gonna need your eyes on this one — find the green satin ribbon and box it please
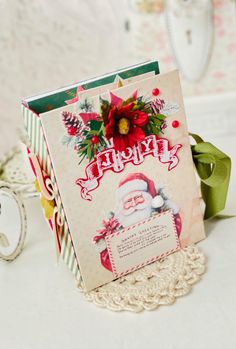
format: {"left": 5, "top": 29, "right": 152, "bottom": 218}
{"left": 190, "top": 133, "right": 231, "bottom": 220}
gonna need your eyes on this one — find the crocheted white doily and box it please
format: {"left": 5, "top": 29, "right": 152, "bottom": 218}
{"left": 0, "top": 144, "right": 36, "bottom": 198}
{"left": 78, "top": 245, "right": 206, "bottom": 312}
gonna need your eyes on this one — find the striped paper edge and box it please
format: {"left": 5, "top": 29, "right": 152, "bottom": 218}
{"left": 22, "top": 104, "right": 80, "bottom": 280}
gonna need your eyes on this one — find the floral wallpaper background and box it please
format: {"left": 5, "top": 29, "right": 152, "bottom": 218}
{"left": 125, "top": 0, "right": 236, "bottom": 95}
{"left": 0, "top": 0, "right": 235, "bottom": 156}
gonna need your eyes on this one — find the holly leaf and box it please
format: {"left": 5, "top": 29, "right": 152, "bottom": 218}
{"left": 155, "top": 113, "right": 166, "bottom": 120}
{"left": 153, "top": 119, "right": 162, "bottom": 126}
{"left": 88, "top": 120, "right": 103, "bottom": 131}
{"left": 87, "top": 145, "right": 93, "bottom": 161}
{"left": 132, "top": 101, "right": 146, "bottom": 110}
{"left": 100, "top": 98, "right": 111, "bottom": 126}
{"left": 122, "top": 96, "right": 136, "bottom": 106}
{"left": 89, "top": 130, "right": 99, "bottom": 135}
{"left": 149, "top": 123, "right": 158, "bottom": 135}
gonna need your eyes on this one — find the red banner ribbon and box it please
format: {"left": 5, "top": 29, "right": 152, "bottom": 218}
{"left": 76, "top": 135, "right": 182, "bottom": 201}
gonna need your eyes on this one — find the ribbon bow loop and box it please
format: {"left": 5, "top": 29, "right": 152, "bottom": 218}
{"left": 190, "top": 133, "right": 231, "bottom": 220}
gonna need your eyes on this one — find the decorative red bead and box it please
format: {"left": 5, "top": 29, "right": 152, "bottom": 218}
{"left": 152, "top": 88, "right": 160, "bottom": 96}
{"left": 68, "top": 127, "right": 76, "bottom": 136}
{"left": 91, "top": 135, "right": 99, "bottom": 144}
{"left": 172, "top": 120, "right": 180, "bottom": 128}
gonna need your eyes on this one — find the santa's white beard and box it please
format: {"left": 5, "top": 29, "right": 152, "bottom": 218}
{"left": 115, "top": 192, "right": 153, "bottom": 228}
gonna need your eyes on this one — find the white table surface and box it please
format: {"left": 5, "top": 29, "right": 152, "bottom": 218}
{"left": 0, "top": 134, "right": 236, "bottom": 349}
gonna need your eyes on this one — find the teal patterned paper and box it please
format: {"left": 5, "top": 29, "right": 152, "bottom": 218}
{"left": 25, "top": 61, "right": 159, "bottom": 114}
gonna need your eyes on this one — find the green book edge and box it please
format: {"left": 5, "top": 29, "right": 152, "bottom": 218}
{"left": 25, "top": 61, "right": 159, "bottom": 114}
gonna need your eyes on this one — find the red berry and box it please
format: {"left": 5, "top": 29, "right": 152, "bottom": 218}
{"left": 172, "top": 120, "right": 180, "bottom": 128}
{"left": 91, "top": 135, "right": 99, "bottom": 144}
{"left": 68, "top": 127, "right": 76, "bottom": 136}
{"left": 152, "top": 88, "right": 160, "bottom": 96}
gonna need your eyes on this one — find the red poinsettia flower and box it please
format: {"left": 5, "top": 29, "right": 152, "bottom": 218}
{"left": 93, "top": 217, "right": 120, "bottom": 243}
{"left": 105, "top": 102, "right": 149, "bottom": 151}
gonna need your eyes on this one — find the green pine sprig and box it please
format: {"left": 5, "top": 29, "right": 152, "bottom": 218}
{"left": 145, "top": 113, "right": 166, "bottom": 136}
{"left": 77, "top": 119, "right": 108, "bottom": 162}
{"left": 75, "top": 95, "right": 167, "bottom": 163}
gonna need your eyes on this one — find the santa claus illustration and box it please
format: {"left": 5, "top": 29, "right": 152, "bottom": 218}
{"left": 94, "top": 173, "right": 182, "bottom": 272}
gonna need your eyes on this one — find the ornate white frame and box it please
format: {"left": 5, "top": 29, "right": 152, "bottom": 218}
{"left": 0, "top": 181, "right": 27, "bottom": 261}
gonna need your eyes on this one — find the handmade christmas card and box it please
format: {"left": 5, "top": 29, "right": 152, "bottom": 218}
{"left": 22, "top": 61, "right": 205, "bottom": 291}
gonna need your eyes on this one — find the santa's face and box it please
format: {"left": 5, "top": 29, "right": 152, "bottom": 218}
{"left": 115, "top": 190, "right": 152, "bottom": 228}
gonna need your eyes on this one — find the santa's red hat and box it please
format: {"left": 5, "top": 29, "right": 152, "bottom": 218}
{"left": 116, "top": 173, "right": 163, "bottom": 209}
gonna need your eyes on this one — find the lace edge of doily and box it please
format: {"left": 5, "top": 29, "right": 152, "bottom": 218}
{"left": 77, "top": 246, "right": 206, "bottom": 312}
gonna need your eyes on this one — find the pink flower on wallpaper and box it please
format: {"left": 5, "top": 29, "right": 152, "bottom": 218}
{"left": 218, "top": 29, "right": 226, "bottom": 37}
{"left": 162, "top": 55, "right": 173, "bottom": 65}
{"left": 228, "top": 43, "right": 236, "bottom": 54}
{"left": 215, "top": 87, "right": 225, "bottom": 93}
{"left": 213, "top": 0, "right": 224, "bottom": 8}
{"left": 213, "top": 72, "right": 225, "bottom": 79}
{"left": 213, "top": 15, "right": 223, "bottom": 28}
{"left": 156, "top": 31, "right": 166, "bottom": 49}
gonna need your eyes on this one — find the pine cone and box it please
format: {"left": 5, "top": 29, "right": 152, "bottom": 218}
{"left": 62, "top": 111, "right": 82, "bottom": 135}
